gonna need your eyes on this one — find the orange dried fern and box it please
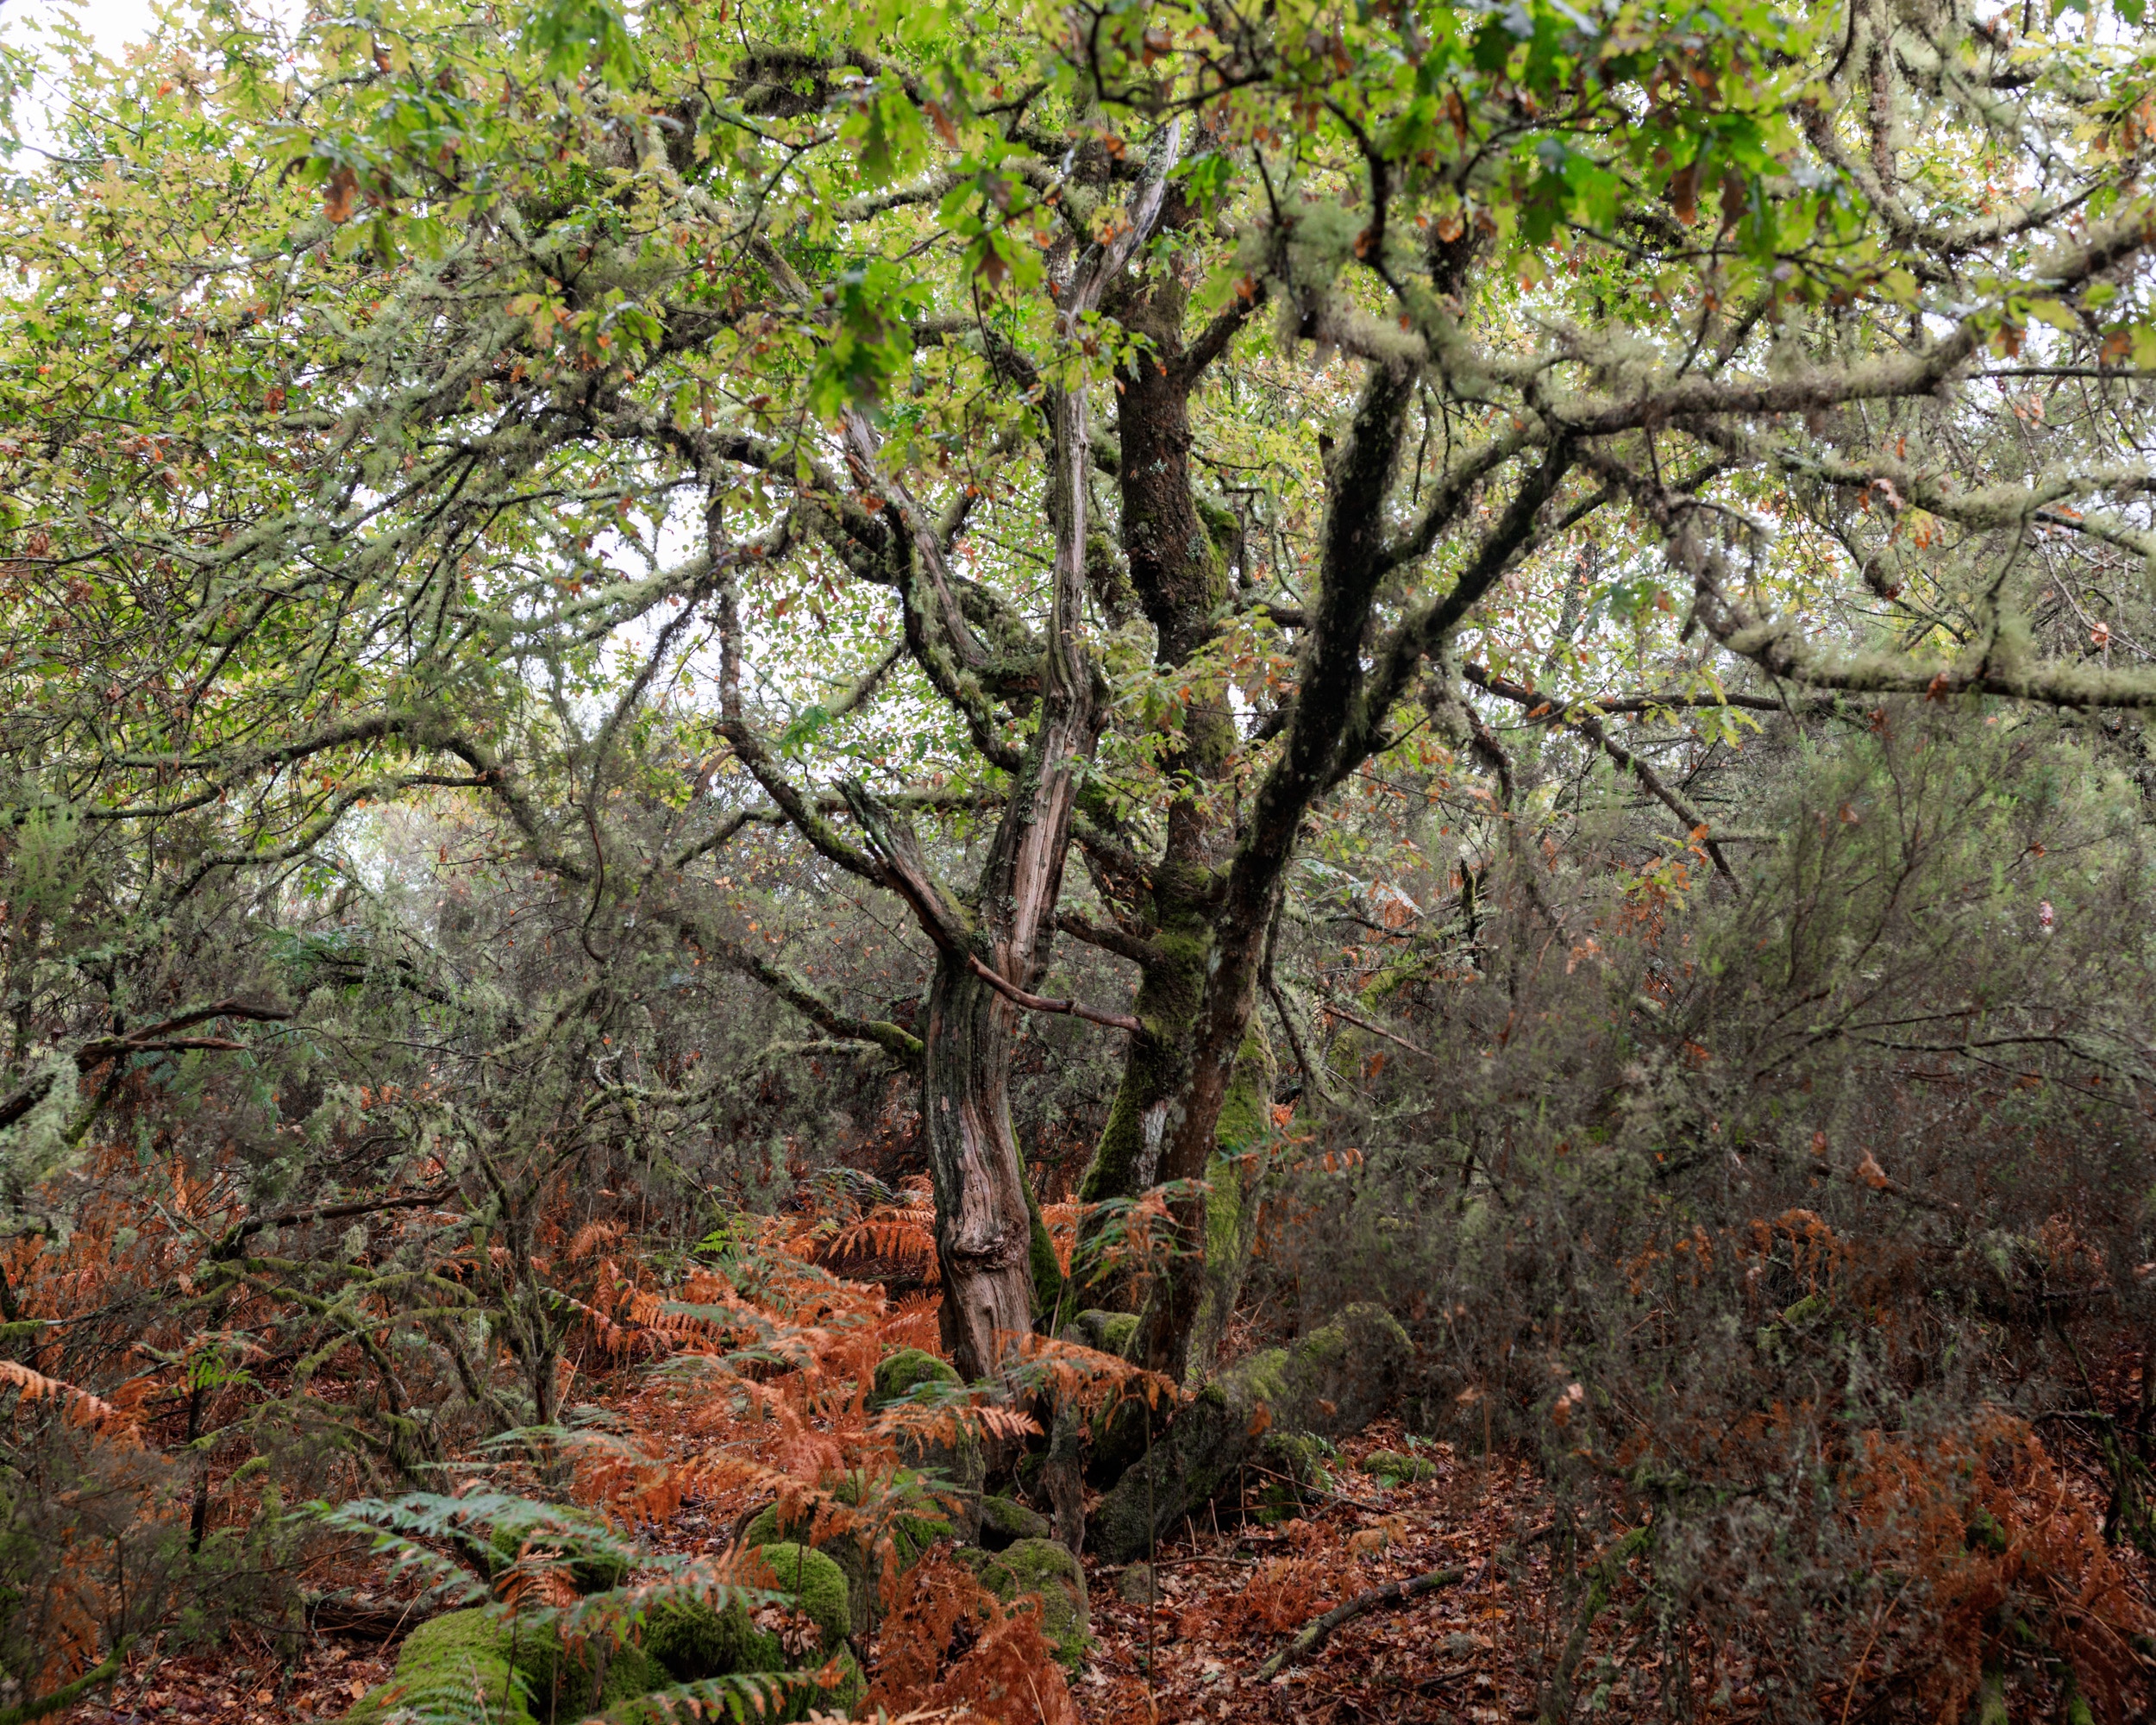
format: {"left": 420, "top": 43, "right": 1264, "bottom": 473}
{"left": 0, "top": 1358, "right": 138, "bottom": 1440}
{"left": 862, "top": 1549, "right": 1077, "bottom": 1725}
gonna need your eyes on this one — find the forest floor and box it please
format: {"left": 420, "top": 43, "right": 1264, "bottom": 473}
{"left": 45, "top": 1413, "right": 2140, "bottom": 1725}
{"left": 43, "top": 1415, "right": 1630, "bottom": 1725}
{"left": 44, "top": 1291, "right": 2141, "bottom": 1725}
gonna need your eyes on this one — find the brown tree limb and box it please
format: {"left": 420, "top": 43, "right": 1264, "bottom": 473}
{"left": 72, "top": 999, "right": 292, "bottom": 1069}
{"left": 655, "top": 910, "right": 926, "bottom": 1068}
{"left": 210, "top": 1184, "right": 461, "bottom": 1263}
{"left": 963, "top": 952, "right": 1142, "bottom": 1034}
{"left": 1255, "top": 1566, "right": 1464, "bottom": 1681}
{"left": 1463, "top": 663, "right": 1739, "bottom": 886}
{"left": 1316, "top": 1000, "right": 1437, "bottom": 1063}
{"left": 1053, "top": 909, "right": 1164, "bottom": 969}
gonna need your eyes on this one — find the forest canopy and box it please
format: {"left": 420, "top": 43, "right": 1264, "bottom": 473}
{"left": 6, "top": 0, "right": 2156, "bottom": 1720}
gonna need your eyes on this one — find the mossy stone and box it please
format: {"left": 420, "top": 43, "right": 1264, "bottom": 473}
{"left": 1263, "top": 1431, "right": 1337, "bottom": 1485}
{"left": 870, "top": 1348, "right": 983, "bottom": 1542}
{"left": 347, "top": 1603, "right": 670, "bottom": 1722}
{"left": 343, "top": 1608, "right": 540, "bottom": 1723}
{"left": 816, "top": 1646, "right": 867, "bottom": 1715}
{"left": 1361, "top": 1448, "right": 1438, "bottom": 1486}
{"left": 1254, "top": 1432, "right": 1338, "bottom": 1521}
{"left": 739, "top": 1501, "right": 786, "bottom": 1551}
{"left": 741, "top": 1473, "right": 951, "bottom": 1629}
{"left": 962, "top": 1536, "right": 1090, "bottom": 1670}
{"left": 976, "top": 1493, "right": 1052, "bottom": 1549}
{"left": 611, "top": 1662, "right": 839, "bottom": 1725}
{"left": 872, "top": 1347, "right": 961, "bottom": 1407}
{"left": 1093, "top": 1302, "right": 1412, "bottom": 1562}
{"left": 642, "top": 1593, "right": 765, "bottom": 1682}
{"left": 550, "top": 1637, "right": 665, "bottom": 1714}
{"left": 1069, "top": 1308, "right": 1140, "bottom": 1358}
{"left": 487, "top": 1512, "right": 631, "bottom": 1595}
{"left": 746, "top": 1541, "right": 852, "bottom": 1648}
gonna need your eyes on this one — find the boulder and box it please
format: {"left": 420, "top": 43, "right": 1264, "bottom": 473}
{"left": 1067, "top": 1309, "right": 1139, "bottom": 1358}
{"left": 1091, "top": 1303, "right": 1411, "bottom": 1562}
{"left": 350, "top": 1543, "right": 857, "bottom": 1724}
{"left": 1361, "top": 1448, "right": 1438, "bottom": 1487}
{"left": 343, "top": 1606, "right": 656, "bottom": 1723}
{"left": 744, "top": 1542, "right": 852, "bottom": 1649}
{"left": 627, "top": 1545, "right": 856, "bottom": 1724}
{"left": 741, "top": 1470, "right": 951, "bottom": 1629}
{"left": 870, "top": 1346, "right": 983, "bottom": 1542}
{"left": 343, "top": 1609, "right": 536, "bottom": 1724}
{"left": 642, "top": 1592, "right": 775, "bottom": 1684}
{"left": 959, "top": 1536, "right": 1091, "bottom": 1669}
{"left": 976, "top": 1492, "right": 1053, "bottom": 1550}
{"left": 1251, "top": 1432, "right": 1341, "bottom": 1521}
{"left": 872, "top": 1347, "right": 962, "bottom": 1403}
{"left": 486, "top": 1509, "right": 632, "bottom": 1596}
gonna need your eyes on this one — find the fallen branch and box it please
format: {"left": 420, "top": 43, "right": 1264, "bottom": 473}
{"left": 210, "top": 1184, "right": 461, "bottom": 1262}
{"left": 1255, "top": 1565, "right": 1464, "bottom": 1680}
{"left": 303, "top": 1590, "right": 428, "bottom": 1641}
{"left": 73, "top": 998, "right": 293, "bottom": 1069}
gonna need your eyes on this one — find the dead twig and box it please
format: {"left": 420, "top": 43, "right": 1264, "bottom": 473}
{"left": 1255, "top": 1565, "right": 1465, "bottom": 1680}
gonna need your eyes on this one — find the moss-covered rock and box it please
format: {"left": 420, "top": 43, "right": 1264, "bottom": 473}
{"left": 1055, "top": 1310, "right": 1156, "bottom": 1488}
{"left": 818, "top": 1645, "right": 867, "bottom": 1715}
{"left": 741, "top": 1472, "right": 952, "bottom": 1630}
{"left": 548, "top": 1637, "right": 666, "bottom": 1716}
{"left": 344, "top": 1609, "right": 537, "bottom": 1724}
{"left": 870, "top": 1347, "right": 984, "bottom": 1543}
{"left": 1252, "top": 1432, "right": 1339, "bottom": 1521}
{"left": 344, "top": 1608, "right": 671, "bottom": 1723}
{"left": 976, "top": 1492, "right": 1052, "bottom": 1550}
{"left": 626, "top": 1553, "right": 856, "bottom": 1722}
{"left": 611, "top": 1655, "right": 854, "bottom": 1725}
{"left": 642, "top": 1593, "right": 768, "bottom": 1683}
{"left": 739, "top": 1500, "right": 786, "bottom": 1552}
{"left": 872, "top": 1347, "right": 961, "bottom": 1406}
{"left": 1361, "top": 1448, "right": 1438, "bottom": 1486}
{"left": 745, "top": 1542, "right": 852, "bottom": 1649}
{"left": 1092, "top": 1302, "right": 1412, "bottom": 1562}
{"left": 1263, "top": 1431, "right": 1338, "bottom": 1486}
{"left": 1069, "top": 1309, "right": 1140, "bottom": 1358}
{"left": 486, "top": 1510, "right": 632, "bottom": 1596}
{"left": 961, "top": 1536, "right": 1091, "bottom": 1669}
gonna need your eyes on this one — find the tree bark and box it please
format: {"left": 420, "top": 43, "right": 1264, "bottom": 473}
{"left": 1075, "top": 188, "right": 1254, "bottom": 1300}
{"left": 707, "top": 128, "right": 1183, "bottom": 1384}
{"left": 890, "top": 130, "right": 1183, "bottom": 1380}
{"left": 1131, "top": 361, "right": 1425, "bottom": 1381}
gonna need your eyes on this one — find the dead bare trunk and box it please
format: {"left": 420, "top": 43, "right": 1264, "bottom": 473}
{"left": 918, "top": 673, "right": 1100, "bottom": 1379}
{"left": 892, "top": 134, "right": 1183, "bottom": 1380}
{"left": 923, "top": 954, "right": 1043, "bottom": 1376}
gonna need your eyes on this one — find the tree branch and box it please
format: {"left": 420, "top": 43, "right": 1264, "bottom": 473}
{"left": 963, "top": 951, "right": 1142, "bottom": 1034}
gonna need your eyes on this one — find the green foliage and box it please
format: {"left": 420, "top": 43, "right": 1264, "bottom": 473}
{"left": 1279, "top": 701, "right": 2156, "bottom": 1716}
{"left": 6, "top": 0, "right": 2156, "bottom": 1709}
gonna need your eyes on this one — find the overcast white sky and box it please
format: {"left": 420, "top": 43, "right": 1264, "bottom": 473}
{"left": 9, "top": 0, "right": 162, "bottom": 55}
